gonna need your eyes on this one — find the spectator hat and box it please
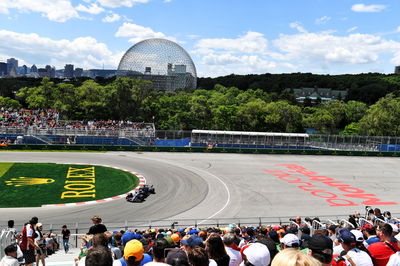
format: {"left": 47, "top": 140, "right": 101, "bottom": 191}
{"left": 350, "top": 230, "right": 364, "bottom": 242}
{"left": 280, "top": 233, "right": 300, "bottom": 247}
{"left": 122, "top": 232, "right": 136, "bottom": 246}
{"left": 166, "top": 249, "right": 189, "bottom": 265}
{"left": 243, "top": 243, "right": 271, "bottom": 266}
{"left": 308, "top": 235, "right": 333, "bottom": 255}
{"left": 338, "top": 229, "right": 356, "bottom": 244}
{"left": 124, "top": 240, "right": 144, "bottom": 261}
{"left": 361, "top": 223, "right": 373, "bottom": 231}
{"left": 171, "top": 233, "right": 180, "bottom": 243}
{"left": 180, "top": 235, "right": 205, "bottom": 248}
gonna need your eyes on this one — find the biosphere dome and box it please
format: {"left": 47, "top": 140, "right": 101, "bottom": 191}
{"left": 117, "top": 38, "right": 197, "bottom": 92}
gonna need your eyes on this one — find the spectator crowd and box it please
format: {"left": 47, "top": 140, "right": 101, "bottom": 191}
{"left": 0, "top": 108, "right": 154, "bottom": 132}
{"left": 1, "top": 208, "right": 400, "bottom": 266}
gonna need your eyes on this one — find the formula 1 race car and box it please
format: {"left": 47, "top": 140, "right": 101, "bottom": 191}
{"left": 126, "top": 185, "right": 155, "bottom": 203}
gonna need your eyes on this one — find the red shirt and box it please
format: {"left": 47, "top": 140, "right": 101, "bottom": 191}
{"left": 367, "top": 241, "right": 399, "bottom": 266}
{"left": 20, "top": 224, "right": 34, "bottom": 250}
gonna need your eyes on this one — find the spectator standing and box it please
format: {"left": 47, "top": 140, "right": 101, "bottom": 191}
{"left": 205, "top": 233, "right": 230, "bottom": 266}
{"left": 368, "top": 223, "right": 400, "bottom": 266}
{"left": 61, "top": 225, "right": 71, "bottom": 254}
{"left": 146, "top": 238, "right": 169, "bottom": 266}
{"left": 20, "top": 217, "right": 40, "bottom": 266}
{"left": 271, "top": 248, "right": 319, "bottom": 266}
{"left": 307, "top": 234, "right": 333, "bottom": 266}
{"left": 88, "top": 216, "right": 107, "bottom": 235}
{"left": 241, "top": 243, "right": 271, "bottom": 266}
{"left": 35, "top": 223, "right": 46, "bottom": 266}
{"left": 279, "top": 233, "right": 300, "bottom": 250}
{"left": 387, "top": 233, "right": 400, "bottom": 266}
{"left": 336, "top": 229, "right": 372, "bottom": 266}
{"left": 0, "top": 244, "right": 19, "bottom": 266}
{"left": 361, "top": 224, "right": 379, "bottom": 248}
{"left": 119, "top": 240, "right": 144, "bottom": 266}
{"left": 223, "top": 234, "right": 242, "bottom": 266}
{"left": 85, "top": 247, "right": 113, "bottom": 266}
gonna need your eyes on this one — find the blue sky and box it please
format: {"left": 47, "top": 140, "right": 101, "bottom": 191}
{"left": 0, "top": 0, "right": 400, "bottom": 77}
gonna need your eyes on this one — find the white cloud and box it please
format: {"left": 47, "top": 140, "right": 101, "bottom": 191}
{"left": 289, "top": 22, "right": 307, "bottom": 33}
{"left": 75, "top": 3, "right": 104, "bottom": 14}
{"left": 115, "top": 22, "right": 176, "bottom": 43}
{"left": 194, "top": 31, "right": 268, "bottom": 54}
{"left": 315, "top": 16, "right": 331, "bottom": 25}
{"left": 274, "top": 32, "right": 400, "bottom": 66}
{"left": 0, "top": 30, "right": 119, "bottom": 69}
{"left": 397, "top": 26, "right": 400, "bottom": 32}
{"left": 164, "top": 0, "right": 172, "bottom": 2}
{"left": 0, "top": 0, "right": 79, "bottom": 22}
{"left": 97, "top": 0, "right": 150, "bottom": 8}
{"left": 351, "top": 4, "right": 386, "bottom": 13}
{"left": 347, "top": 26, "right": 358, "bottom": 33}
{"left": 102, "top": 13, "right": 120, "bottom": 23}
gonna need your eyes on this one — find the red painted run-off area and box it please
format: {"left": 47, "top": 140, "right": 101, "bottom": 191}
{"left": 262, "top": 164, "right": 397, "bottom": 207}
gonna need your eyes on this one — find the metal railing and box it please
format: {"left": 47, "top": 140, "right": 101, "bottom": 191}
{"left": 1, "top": 127, "right": 400, "bottom": 152}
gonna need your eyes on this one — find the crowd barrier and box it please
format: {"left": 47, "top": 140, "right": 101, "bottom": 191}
{"left": 1, "top": 144, "right": 400, "bottom": 157}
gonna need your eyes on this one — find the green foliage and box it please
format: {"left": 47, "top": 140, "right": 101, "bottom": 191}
{"left": 264, "top": 101, "right": 302, "bottom": 132}
{"left": 340, "top": 123, "right": 361, "bottom": 135}
{"left": 0, "top": 96, "right": 21, "bottom": 109}
{"left": 358, "top": 94, "right": 400, "bottom": 136}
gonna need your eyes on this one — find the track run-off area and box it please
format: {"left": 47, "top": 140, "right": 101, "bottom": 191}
{"left": 0, "top": 152, "right": 398, "bottom": 226}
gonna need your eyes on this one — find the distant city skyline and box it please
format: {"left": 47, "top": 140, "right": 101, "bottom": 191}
{"left": 0, "top": 0, "right": 400, "bottom": 77}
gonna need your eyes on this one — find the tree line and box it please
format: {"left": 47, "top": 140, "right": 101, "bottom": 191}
{"left": 0, "top": 76, "right": 400, "bottom": 136}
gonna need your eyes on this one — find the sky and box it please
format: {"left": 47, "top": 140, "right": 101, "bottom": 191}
{"left": 1, "top": 0, "right": 400, "bottom": 77}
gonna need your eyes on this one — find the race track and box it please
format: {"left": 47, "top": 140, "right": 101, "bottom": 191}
{"left": 0, "top": 152, "right": 399, "bottom": 228}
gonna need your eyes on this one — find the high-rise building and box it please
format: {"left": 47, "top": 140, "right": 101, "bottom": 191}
{"left": 74, "top": 68, "right": 83, "bottom": 77}
{"left": 64, "top": 64, "right": 74, "bottom": 78}
{"left": 22, "top": 65, "right": 28, "bottom": 75}
{"left": 7, "top": 58, "right": 18, "bottom": 75}
{"left": 31, "top": 64, "right": 38, "bottom": 73}
{"left": 0, "top": 62, "right": 7, "bottom": 76}
{"left": 395, "top": 66, "right": 400, "bottom": 75}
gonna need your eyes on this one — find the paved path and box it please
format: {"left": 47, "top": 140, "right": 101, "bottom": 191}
{"left": 0, "top": 152, "right": 399, "bottom": 228}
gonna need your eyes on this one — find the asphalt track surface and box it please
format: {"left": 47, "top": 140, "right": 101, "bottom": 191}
{"left": 0, "top": 152, "right": 399, "bottom": 228}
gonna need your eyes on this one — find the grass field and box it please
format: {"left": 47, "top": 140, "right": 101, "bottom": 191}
{"left": 0, "top": 163, "right": 139, "bottom": 208}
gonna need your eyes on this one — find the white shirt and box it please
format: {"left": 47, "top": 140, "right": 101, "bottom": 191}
{"left": 344, "top": 248, "right": 373, "bottom": 266}
{"left": 387, "top": 252, "right": 400, "bottom": 266}
{"left": 333, "top": 244, "right": 344, "bottom": 255}
{"left": 0, "top": 255, "right": 19, "bottom": 266}
{"left": 225, "top": 247, "right": 242, "bottom": 266}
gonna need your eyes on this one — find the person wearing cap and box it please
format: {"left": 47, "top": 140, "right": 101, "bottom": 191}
{"left": 20, "top": 217, "right": 40, "bottom": 266}
{"left": 223, "top": 233, "right": 242, "bottom": 266}
{"left": 1, "top": 244, "right": 19, "bottom": 266}
{"left": 61, "top": 225, "right": 71, "bottom": 254}
{"left": 279, "top": 233, "right": 300, "bottom": 250}
{"left": 119, "top": 240, "right": 144, "bottom": 266}
{"left": 307, "top": 234, "right": 333, "bottom": 266}
{"left": 181, "top": 235, "right": 205, "bottom": 251}
{"left": 368, "top": 223, "right": 400, "bottom": 266}
{"left": 387, "top": 232, "right": 400, "bottom": 266}
{"left": 361, "top": 223, "right": 379, "bottom": 248}
{"left": 241, "top": 243, "right": 270, "bottom": 266}
{"left": 165, "top": 249, "right": 189, "bottom": 266}
{"left": 35, "top": 223, "right": 46, "bottom": 266}
{"left": 88, "top": 216, "right": 108, "bottom": 235}
{"left": 336, "top": 229, "right": 372, "bottom": 266}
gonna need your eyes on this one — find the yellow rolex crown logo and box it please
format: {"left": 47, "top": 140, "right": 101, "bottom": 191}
{"left": 5, "top": 177, "right": 55, "bottom": 187}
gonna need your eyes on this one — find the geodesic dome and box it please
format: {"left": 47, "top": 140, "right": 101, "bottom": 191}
{"left": 117, "top": 38, "right": 197, "bottom": 91}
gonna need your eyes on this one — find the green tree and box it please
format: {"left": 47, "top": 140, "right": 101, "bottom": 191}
{"left": 344, "top": 100, "right": 367, "bottom": 123}
{"left": 237, "top": 99, "right": 268, "bottom": 131}
{"left": 340, "top": 122, "right": 361, "bottom": 135}
{"left": 264, "top": 100, "right": 303, "bottom": 132}
{"left": 320, "top": 100, "right": 346, "bottom": 130}
{"left": 302, "top": 108, "right": 335, "bottom": 133}
{"left": 0, "top": 96, "right": 21, "bottom": 109}
{"left": 358, "top": 94, "right": 400, "bottom": 136}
